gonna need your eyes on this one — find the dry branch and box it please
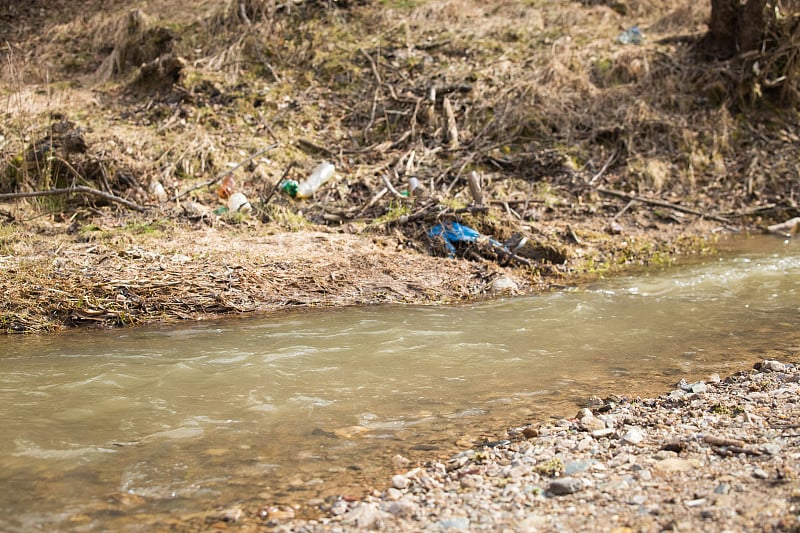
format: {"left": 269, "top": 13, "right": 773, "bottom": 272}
{"left": 595, "top": 187, "right": 731, "bottom": 224}
{"left": 0, "top": 186, "right": 146, "bottom": 212}
{"left": 443, "top": 96, "right": 459, "bottom": 150}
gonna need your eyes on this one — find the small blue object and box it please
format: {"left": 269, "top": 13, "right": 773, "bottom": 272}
{"left": 617, "top": 26, "right": 642, "bottom": 45}
{"left": 428, "top": 222, "right": 503, "bottom": 257}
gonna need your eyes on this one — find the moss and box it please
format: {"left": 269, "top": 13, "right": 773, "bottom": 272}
{"left": 371, "top": 200, "right": 411, "bottom": 226}
{"left": 535, "top": 457, "right": 565, "bottom": 477}
{"left": 122, "top": 219, "right": 169, "bottom": 236}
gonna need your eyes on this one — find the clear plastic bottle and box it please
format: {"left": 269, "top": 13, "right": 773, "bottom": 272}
{"left": 295, "top": 162, "right": 335, "bottom": 199}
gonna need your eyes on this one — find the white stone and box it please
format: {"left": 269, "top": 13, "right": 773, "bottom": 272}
{"left": 391, "top": 474, "right": 410, "bottom": 490}
{"left": 622, "top": 427, "right": 645, "bottom": 445}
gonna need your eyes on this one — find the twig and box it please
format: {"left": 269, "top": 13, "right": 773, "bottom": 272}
{"left": 444, "top": 153, "right": 477, "bottom": 194}
{"left": 595, "top": 187, "right": 731, "bottom": 224}
{"left": 298, "top": 138, "right": 335, "bottom": 157}
{"left": 382, "top": 172, "right": 404, "bottom": 198}
{"left": 169, "top": 142, "right": 279, "bottom": 202}
{"left": 0, "top": 186, "right": 146, "bottom": 212}
{"left": 262, "top": 162, "right": 296, "bottom": 207}
{"left": 360, "top": 47, "right": 382, "bottom": 85}
{"left": 613, "top": 199, "right": 636, "bottom": 220}
{"left": 443, "top": 96, "right": 459, "bottom": 150}
{"left": 364, "top": 87, "right": 380, "bottom": 140}
{"left": 588, "top": 150, "right": 617, "bottom": 185}
{"left": 467, "top": 171, "right": 483, "bottom": 206}
{"left": 360, "top": 187, "right": 389, "bottom": 215}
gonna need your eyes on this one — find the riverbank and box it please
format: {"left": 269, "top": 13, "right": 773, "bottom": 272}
{"left": 2, "top": 0, "right": 798, "bottom": 333}
{"left": 202, "top": 359, "right": 798, "bottom": 532}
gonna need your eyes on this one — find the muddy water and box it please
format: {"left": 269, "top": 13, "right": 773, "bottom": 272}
{"left": 1, "top": 236, "right": 799, "bottom": 530}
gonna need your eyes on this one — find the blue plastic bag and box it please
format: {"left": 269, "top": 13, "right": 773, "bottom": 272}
{"left": 428, "top": 222, "right": 503, "bottom": 257}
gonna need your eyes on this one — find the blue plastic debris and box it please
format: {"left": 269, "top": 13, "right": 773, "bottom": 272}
{"left": 428, "top": 221, "right": 503, "bottom": 257}
{"left": 617, "top": 26, "right": 643, "bottom": 45}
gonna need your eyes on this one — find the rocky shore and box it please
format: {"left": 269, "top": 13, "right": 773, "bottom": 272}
{"left": 259, "top": 359, "right": 799, "bottom": 532}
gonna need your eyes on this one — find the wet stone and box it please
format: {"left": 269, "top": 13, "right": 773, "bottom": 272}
{"left": 757, "top": 360, "right": 786, "bottom": 372}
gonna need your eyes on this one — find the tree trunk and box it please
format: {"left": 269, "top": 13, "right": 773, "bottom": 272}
{"left": 704, "top": 0, "right": 767, "bottom": 59}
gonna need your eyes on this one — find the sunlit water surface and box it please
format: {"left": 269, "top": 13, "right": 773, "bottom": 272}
{"left": 1, "top": 236, "right": 799, "bottom": 530}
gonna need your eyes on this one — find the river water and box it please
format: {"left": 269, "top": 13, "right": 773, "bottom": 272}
{"left": 1, "top": 236, "right": 799, "bottom": 530}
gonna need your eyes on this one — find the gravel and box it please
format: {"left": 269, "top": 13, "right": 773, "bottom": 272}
{"left": 257, "top": 359, "right": 800, "bottom": 531}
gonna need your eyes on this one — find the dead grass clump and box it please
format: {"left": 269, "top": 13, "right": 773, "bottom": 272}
{"left": 647, "top": 3, "right": 709, "bottom": 35}
{"left": 210, "top": 0, "right": 279, "bottom": 30}
{"left": 591, "top": 49, "right": 650, "bottom": 88}
{"left": 95, "top": 9, "right": 176, "bottom": 83}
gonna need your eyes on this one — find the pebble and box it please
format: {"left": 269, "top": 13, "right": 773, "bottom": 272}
{"left": 591, "top": 428, "right": 616, "bottom": 438}
{"left": 439, "top": 517, "right": 470, "bottom": 529}
{"left": 757, "top": 360, "right": 786, "bottom": 372}
{"left": 715, "top": 483, "right": 730, "bottom": 495}
{"left": 581, "top": 416, "right": 607, "bottom": 432}
{"left": 548, "top": 477, "right": 583, "bottom": 495}
{"left": 653, "top": 458, "right": 695, "bottom": 473}
{"left": 489, "top": 276, "right": 518, "bottom": 294}
{"left": 391, "top": 474, "right": 409, "bottom": 490}
{"left": 761, "top": 443, "right": 781, "bottom": 455}
{"left": 342, "top": 502, "right": 389, "bottom": 528}
{"left": 622, "top": 427, "right": 645, "bottom": 445}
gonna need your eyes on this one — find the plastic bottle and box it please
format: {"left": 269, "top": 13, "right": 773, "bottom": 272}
{"left": 218, "top": 175, "right": 235, "bottom": 199}
{"left": 295, "top": 162, "right": 335, "bottom": 199}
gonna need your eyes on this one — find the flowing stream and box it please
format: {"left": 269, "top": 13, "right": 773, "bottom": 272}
{"left": 1, "top": 236, "right": 799, "bottom": 530}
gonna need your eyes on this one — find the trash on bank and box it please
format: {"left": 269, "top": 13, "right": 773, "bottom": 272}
{"left": 617, "top": 26, "right": 642, "bottom": 45}
{"left": 228, "top": 191, "right": 252, "bottom": 212}
{"left": 281, "top": 161, "right": 336, "bottom": 199}
{"left": 429, "top": 222, "right": 534, "bottom": 266}
{"left": 217, "top": 175, "right": 236, "bottom": 199}
{"left": 429, "top": 221, "right": 501, "bottom": 256}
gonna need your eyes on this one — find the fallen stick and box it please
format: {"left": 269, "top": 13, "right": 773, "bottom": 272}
{"left": 0, "top": 186, "right": 146, "bottom": 212}
{"left": 595, "top": 187, "right": 731, "bottom": 224}
{"left": 443, "top": 96, "right": 459, "bottom": 150}
{"left": 382, "top": 172, "right": 404, "bottom": 198}
{"left": 588, "top": 150, "right": 617, "bottom": 185}
{"left": 169, "top": 142, "right": 279, "bottom": 202}
{"left": 261, "top": 161, "right": 296, "bottom": 207}
{"left": 467, "top": 171, "right": 483, "bottom": 206}
{"left": 298, "top": 138, "right": 336, "bottom": 157}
